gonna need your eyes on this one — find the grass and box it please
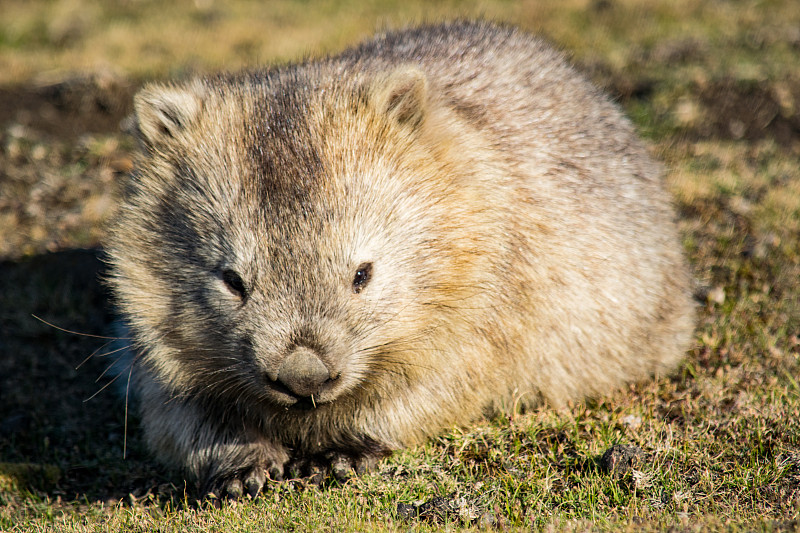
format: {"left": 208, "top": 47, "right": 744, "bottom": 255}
{"left": 1, "top": 0, "right": 799, "bottom": 531}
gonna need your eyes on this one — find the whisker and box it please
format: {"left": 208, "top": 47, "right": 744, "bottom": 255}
{"left": 33, "top": 314, "right": 129, "bottom": 340}
{"left": 77, "top": 339, "right": 116, "bottom": 370}
{"left": 84, "top": 371, "right": 127, "bottom": 402}
{"left": 123, "top": 364, "right": 133, "bottom": 459}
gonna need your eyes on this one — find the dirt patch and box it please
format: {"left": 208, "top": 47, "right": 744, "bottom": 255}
{"left": 0, "top": 74, "right": 135, "bottom": 141}
{"left": 692, "top": 79, "right": 800, "bottom": 145}
{"left": 0, "top": 77, "right": 134, "bottom": 260}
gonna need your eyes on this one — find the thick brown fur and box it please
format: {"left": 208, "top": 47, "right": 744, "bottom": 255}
{"left": 106, "top": 21, "right": 695, "bottom": 496}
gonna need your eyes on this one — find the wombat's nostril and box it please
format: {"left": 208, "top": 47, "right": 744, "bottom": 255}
{"left": 276, "top": 347, "right": 331, "bottom": 398}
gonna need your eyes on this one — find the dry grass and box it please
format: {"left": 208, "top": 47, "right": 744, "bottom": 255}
{"left": 1, "top": 0, "right": 799, "bottom": 531}
{"left": 0, "top": 0, "right": 523, "bottom": 84}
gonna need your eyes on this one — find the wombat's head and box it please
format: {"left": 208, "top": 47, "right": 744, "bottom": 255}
{"left": 108, "top": 65, "right": 499, "bottom": 413}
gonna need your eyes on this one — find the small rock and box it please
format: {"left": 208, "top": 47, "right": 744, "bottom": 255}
{"left": 396, "top": 502, "right": 417, "bottom": 519}
{"left": 600, "top": 444, "right": 644, "bottom": 476}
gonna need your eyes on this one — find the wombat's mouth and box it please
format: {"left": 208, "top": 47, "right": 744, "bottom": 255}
{"left": 265, "top": 376, "right": 341, "bottom": 409}
{"left": 288, "top": 396, "right": 319, "bottom": 411}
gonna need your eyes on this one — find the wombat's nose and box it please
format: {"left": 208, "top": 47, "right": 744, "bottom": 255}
{"left": 276, "top": 347, "right": 331, "bottom": 398}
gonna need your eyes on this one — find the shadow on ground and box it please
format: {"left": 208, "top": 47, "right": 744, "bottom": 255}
{"left": 0, "top": 248, "right": 171, "bottom": 503}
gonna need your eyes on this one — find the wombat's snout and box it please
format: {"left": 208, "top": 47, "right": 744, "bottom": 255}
{"left": 275, "top": 346, "right": 333, "bottom": 398}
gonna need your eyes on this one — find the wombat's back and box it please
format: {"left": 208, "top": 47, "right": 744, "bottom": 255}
{"left": 330, "top": 21, "right": 695, "bottom": 406}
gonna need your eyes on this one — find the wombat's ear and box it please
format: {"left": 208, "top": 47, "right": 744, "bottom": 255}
{"left": 133, "top": 82, "right": 204, "bottom": 148}
{"left": 371, "top": 66, "right": 428, "bottom": 127}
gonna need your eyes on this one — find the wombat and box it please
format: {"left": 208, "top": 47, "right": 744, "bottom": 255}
{"left": 106, "top": 21, "right": 695, "bottom": 497}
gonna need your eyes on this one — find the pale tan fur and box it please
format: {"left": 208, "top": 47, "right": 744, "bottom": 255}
{"left": 106, "top": 21, "right": 695, "bottom": 495}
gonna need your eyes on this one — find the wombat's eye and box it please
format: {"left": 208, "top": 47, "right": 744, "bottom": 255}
{"left": 352, "top": 262, "right": 373, "bottom": 294}
{"left": 222, "top": 269, "right": 248, "bottom": 300}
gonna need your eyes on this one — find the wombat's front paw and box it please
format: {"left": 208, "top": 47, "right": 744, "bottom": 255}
{"left": 202, "top": 443, "right": 289, "bottom": 500}
{"left": 207, "top": 463, "right": 284, "bottom": 500}
{"left": 286, "top": 449, "right": 389, "bottom": 485}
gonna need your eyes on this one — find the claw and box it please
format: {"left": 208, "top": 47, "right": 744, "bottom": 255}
{"left": 268, "top": 464, "right": 283, "bottom": 482}
{"left": 354, "top": 456, "right": 370, "bottom": 476}
{"left": 224, "top": 478, "right": 243, "bottom": 499}
{"left": 330, "top": 454, "right": 354, "bottom": 482}
{"left": 286, "top": 458, "right": 306, "bottom": 480}
{"left": 307, "top": 460, "right": 327, "bottom": 486}
{"left": 244, "top": 467, "right": 267, "bottom": 498}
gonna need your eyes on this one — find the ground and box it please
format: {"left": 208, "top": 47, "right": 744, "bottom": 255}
{"left": 1, "top": 0, "right": 799, "bottom": 531}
